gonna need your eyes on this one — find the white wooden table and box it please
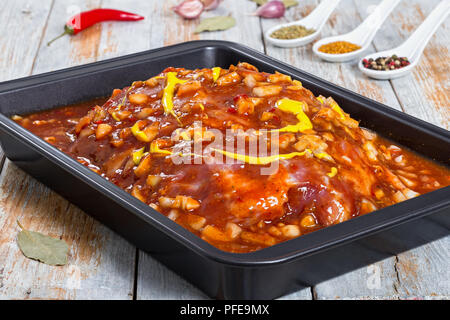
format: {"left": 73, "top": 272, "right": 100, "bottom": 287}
{"left": 0, "top": 0, "right": 448, "bottom": 300}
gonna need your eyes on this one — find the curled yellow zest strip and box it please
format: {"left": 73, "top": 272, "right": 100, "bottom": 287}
{"left": 213, "top": 148, "right": 312, "bottom": 165}
{"left": 132, "top": 147, "right": 146, "bottom": 165}
{"left": 327, "top": 167, "right": 338, "bottom": 177}
{"left": 149, "top": 141, "right": 202, "bottom": 159}
{"left": 111, "top": 112, "right": 120, "bottom": 122}
{"left": 292, "top": 80, "right": 302, "bottom": 87}
{"left": 117, "top": 82, "right": 138, "bottom": 110}
{"left": 162, "top": 72, "right": 187, "bottom": 124}
{"left": 131, "top": 123, "right": 152, "bottom": 142}
{"left": 212, "top": 67, "right": 221, "bottom": 82}
{"left": 314, "top": 152, "right": 332, "bottom": 160}
{"left": 150, "top": 141, "right": 173, "bottom": 155}
{"left": 272, "top": 98, "right": 313, "bottom": 133}
{"left": 330, "top": 102, "right": 346, "bottom": 120}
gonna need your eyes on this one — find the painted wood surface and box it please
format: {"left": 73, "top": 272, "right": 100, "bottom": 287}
{"left": 356, "top": 0, "right": 450, "bottom": 299}
{"left": 0, "top": 0, "right": 136, "bottom": 300}
{"left": 0, "top": 0, "right": 448, "bottom": 300}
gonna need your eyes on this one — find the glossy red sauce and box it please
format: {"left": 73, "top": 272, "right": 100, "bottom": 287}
{"left": 14, "top": 63, "right": 450, "bottom": 253}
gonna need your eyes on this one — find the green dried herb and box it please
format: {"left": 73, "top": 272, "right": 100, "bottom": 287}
{"left": 251, "top": 0, "right": 299, "bottom": 8}
{"left": 270, "top": 24, "right": 316, "bottom": 39}
{"left": 195, "top": 16, "right": 236, "bottom": 33}
{"left": 282, "top": 0, "right": 299, "bottom": 8}
{"left": 17, "top": 220, "right": 69, "bottom": 266}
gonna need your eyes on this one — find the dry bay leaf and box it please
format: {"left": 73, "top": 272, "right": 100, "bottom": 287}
{"left": 251, "top": 0, "right": 299, "bottom": 8}
{"left": 282, "top": 0, "right": 299, "bottom": 8}
{"left": 195, "top": 16, "right": 236, "bottom": 33}
{"left": 17, "top": 220, "right": 69, "bottom": 266}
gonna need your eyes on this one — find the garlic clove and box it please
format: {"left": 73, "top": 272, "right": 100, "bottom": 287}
{"left": 254, "top": 0, "right": 285, "bottom": 19}
{"left": 173, "top": 0, "right": 205, "bottom": 20}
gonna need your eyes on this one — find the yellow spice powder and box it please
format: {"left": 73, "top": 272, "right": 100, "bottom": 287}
{"left": 318, "top": 41, "right": 361, "bottom": 54}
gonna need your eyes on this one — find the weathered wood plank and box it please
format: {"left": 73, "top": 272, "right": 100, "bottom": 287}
{"left": 0, "top": 0, "right": 136, "bottom": 299}
{"left": 359, "top": 0, "right": 450, "bottom": 299}
{"left": 146, "top": 0, "right": 264, "bottom": 51}
{"left": 95, "top": 0, "right": 154, "bottom": 61}
{"left": 32, "top": 0, "right": 103, "bottom": 75}
{"left": 370, "top": 0, "right": 449, "bottom": 129}
{"left": 0, "top": 0, "right": 53, "bottom": 172}
{"left": 0, "top": 161, "right": 135, "bottom": 299}
{"left": 395, "top": 239, "right": 450, "bottom": 300}
{"left": 261, "top": 0, "right": 402, "bottom": 299}
{"left": 0, "top": 0, "right": 53, "bottom": 82}
{"left": 136, "top": 251, "right": 208, "bottom": 300}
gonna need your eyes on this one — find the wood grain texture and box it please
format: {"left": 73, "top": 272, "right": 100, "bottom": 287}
{"left": 0, "top": 0, "right": 53, "bottom": 82}
{"left": 0, "top": 0, "right": 53, "bottom": 170}
{"left": 145, "top": 0, "right": 263, "bottom": 51}
{"left": 96, "top": 0, "right": 153, "bottom": 60}
{"left": 136, "top": 251, "right": 208, "bottom": 300}
{"left": 0, "top": 161, "right": 135, "bottom": 299}
{"left": 368, "top": 0, "right": 449, "bottom": 129}
{"left": 357, "top": 0, "right": 450, "bottom": 299}
{"left": 32, "top": 0, "right": 103, "bottom": 75}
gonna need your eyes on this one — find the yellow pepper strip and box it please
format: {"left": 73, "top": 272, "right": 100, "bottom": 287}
{"left": 111, "top": 112, "right": 121, "bottom": 122}
{"left": 212, "top": 67, "right": 221, "bottom": 82}
{"left": 149, "top": 141, "right": 202, "bottom": 159}
{"left": 198, "top": 103, "right": 205, "bottom": 111}
{"left": 314, "top": 152, "right": 332, "bottom": 160}
{"left": 316, "top": 96, "right": 325, "bottom": 104}
{"left": 116, "top": 82, "right": 138, "bottom": 110}
{"left": 150, "top": 141, "right": 173, "bottom": 155}
{"left": 292, "top": 80, "right": 302, "bottom": 87}
{"left": 180, "top": 131, "right": 191, "bottom": 140}
{"left": 162, "top": 72, "right": 187, "bottom": 124}
{"left": 330, "top": 101, "right": 346, "bottom": 120}
{"left": 272, "top": 98, "right": 313, "bottom": 133}
{"left": 213, "top": 148, "right": 312, "bottom": 165}
{"left": 131, "top": 122, "right": 152, "bottom": 142}
{"left": 132, "top": 147, "right": 146, "bottom": 165}
{"left": 327, "top": 167, "right": 338, "bottom": 177}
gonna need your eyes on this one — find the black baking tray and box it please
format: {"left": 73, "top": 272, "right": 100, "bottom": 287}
{"left": 0, "top": 41, "right": 449, "bottom": 299}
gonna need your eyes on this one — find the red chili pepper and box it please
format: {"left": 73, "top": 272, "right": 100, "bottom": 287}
{"left": 47, "top": 8, "right": 144, "bottom": 46}
{"left": 227, "top": 107, "right": 237, "bottom": 114}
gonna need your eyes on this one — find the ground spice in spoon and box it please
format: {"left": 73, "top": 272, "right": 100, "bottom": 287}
{"left": 318, "top": 41, "right": 361, "bottom": 54}
{"left": 270, "top": 25, "right": 316, "bottom": 40}
{"left": 362, "top": 54, "right": 410, "bottom": 71}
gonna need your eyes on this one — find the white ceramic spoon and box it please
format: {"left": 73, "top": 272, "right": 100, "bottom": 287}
{"left": 264, "top": 0, "right": 341, "bottom": 48}
{"left": 312, "top": 0, "right": 401, "bottom": 62}
{"left": 359, "top": 0, "right": 450, "bottom": 80}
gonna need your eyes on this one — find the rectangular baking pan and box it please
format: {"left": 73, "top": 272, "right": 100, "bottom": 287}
{"left": 0, "top": 41, "right": 448, "bottom": 299}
